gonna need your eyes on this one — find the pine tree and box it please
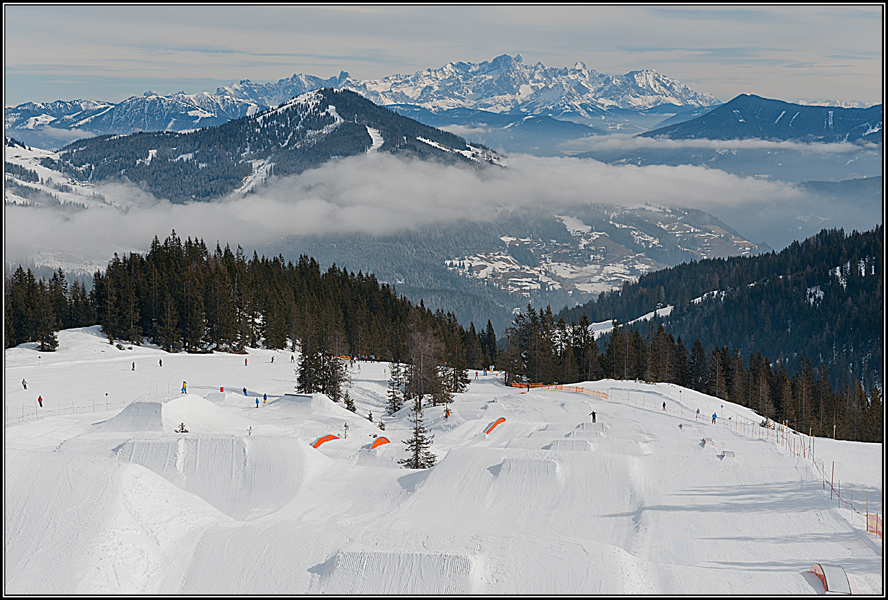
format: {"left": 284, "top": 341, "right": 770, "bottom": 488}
{"left": 398, "top": 400, "right": 436, "bottom": 469}
{"left": 34, "top": 280, "right": 58, "bottom": 351}
{"left": 386, "top": 361, "right": 405, "bottom": 414}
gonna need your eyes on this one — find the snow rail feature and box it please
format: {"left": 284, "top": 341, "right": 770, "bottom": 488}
{"left": 484, "top": 417, "right": 506, "bottom": 435}
{"left": 311, "top": 434, "right": 340, "bottom": 448}
{"left": 810, "top": 563, "right": 851, "bottom": 594}
{"left": 370, "top": 437, "right": 390, "bottom": 450}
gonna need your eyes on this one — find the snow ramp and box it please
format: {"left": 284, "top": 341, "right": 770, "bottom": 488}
{"left": 112, "top": 435, "right": 314, "bottom": 520}
{"left": 308, "top": 550, "right": 476, "bottom": 594}
{"left": 91, "top": 400, "right": 163, "bottom": 432}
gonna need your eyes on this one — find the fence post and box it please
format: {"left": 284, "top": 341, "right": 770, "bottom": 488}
{"left": 831, "top": 462, "right": 834, "bottom": 499}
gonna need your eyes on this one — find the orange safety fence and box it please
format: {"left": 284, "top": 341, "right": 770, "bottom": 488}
{"left": 6, "top": 399, "right": 133, "bottom": 426}
{"left": 509, "top": 382, "right": 608, "bottom": 400}
{"left": 867, "top": 513, "right": 883, "bottom": 539}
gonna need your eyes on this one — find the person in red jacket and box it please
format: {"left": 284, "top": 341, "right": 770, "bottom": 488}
{"left": 38, "top": 396, "right": 43, "bottom": 407}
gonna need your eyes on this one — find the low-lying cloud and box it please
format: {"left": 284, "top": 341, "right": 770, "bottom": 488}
{"left": 6, "top": 152, "right": 807, "bottom": 272}
{"left": 560, "top": 133, "right": 881, "bottom": 155}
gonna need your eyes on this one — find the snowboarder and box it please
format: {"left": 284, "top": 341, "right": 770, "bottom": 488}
{"left": 590, "top": 411, "right": 596, "bottom": 423}
{"left": 38, "top": 396, "right": 43, "bottom": 407}
{"left": 662, "top": 401, "right": 666, "bottom": 411}
{"left": 271, "top": 356, "right": 274, "bottom": 363}
{"left": 712, "top": 412, "right": 717, "bottom": 424}
{"left": 182, "top": 381, "right": 187, "bottom": 394}
{"left": 263, "top": 393, "right": 267, "bottom": 403}
{"left": 243, "top": 387, "right": 248, "bottom": 396}
{"left": 256, "top": 397, "right": 260, "bottom": 408}
{"left": 22, "top": 379, "right": 27, "bottom": 390}
{"left": 445, "top": 408, "right": 451, "bottom": 419}
{"left": 159, "top": 358, "right": 162, "bottom": 367}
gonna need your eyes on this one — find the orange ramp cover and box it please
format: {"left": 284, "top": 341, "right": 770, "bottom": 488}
{"left": 484, "top": 417, "right": 506, "bottom": 434}
{"left": 370, "top": 436, "right": 390, "bottom": 450}
{"left": 311, "top": 434, "right": 340, "bottom": 448}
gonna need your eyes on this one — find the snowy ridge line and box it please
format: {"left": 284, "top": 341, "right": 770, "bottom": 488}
{"left": 5, "top": 399, "right": 132, "bottom": 426}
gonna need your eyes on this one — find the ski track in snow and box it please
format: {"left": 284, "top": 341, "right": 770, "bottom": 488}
{"left": 4, "top": 326, "right": 883, "bottom": 594}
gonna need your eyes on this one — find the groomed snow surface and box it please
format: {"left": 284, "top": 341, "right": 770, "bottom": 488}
{"left": 5, "top": 326, "right": 883, "bottom": 594}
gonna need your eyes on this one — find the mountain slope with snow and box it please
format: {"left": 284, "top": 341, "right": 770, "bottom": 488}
{"left": 5, "top": 326, "right": 882, "bottom": 594}
{"left": 34, "top": 89, "right": 499, "bottom": 203}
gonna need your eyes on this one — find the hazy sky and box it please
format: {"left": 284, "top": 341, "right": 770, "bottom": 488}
{"left": 4, "top": 4, "right": 883, "bottom": 107}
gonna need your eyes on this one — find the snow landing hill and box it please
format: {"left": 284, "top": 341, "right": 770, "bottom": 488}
{"left": 5, "top": 326, "right": 883, "bottom": 594}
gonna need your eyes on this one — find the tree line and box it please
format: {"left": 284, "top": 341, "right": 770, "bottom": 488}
{"left": 500, "top": 303, "right": 882, "bottom": 443}
{"left": 4, "top": 230, "right": 498, "bottom": 381}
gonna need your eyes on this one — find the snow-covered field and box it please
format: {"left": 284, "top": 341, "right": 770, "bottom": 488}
{"left": 5, "top": 326, "right": 883, "bottom": 594}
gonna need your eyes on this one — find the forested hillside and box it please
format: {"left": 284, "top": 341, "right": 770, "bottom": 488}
{"left": 5, "top": 232, "right": 499, "bottom": 376}
{"left": 560, "top": 227, "right": 883, "bottom": 393}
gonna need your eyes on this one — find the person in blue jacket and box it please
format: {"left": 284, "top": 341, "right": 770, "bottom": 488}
{"left": 712, "top": 412, "right": 717, "bottom": 424}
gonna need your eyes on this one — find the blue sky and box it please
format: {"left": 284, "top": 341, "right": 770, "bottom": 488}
{"left": 4, "top": 5, "right": 883, "bottom": 106}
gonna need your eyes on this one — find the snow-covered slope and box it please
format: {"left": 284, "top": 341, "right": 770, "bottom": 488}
{"left": 5, "top": 326, "right": 882, "bottom": 594}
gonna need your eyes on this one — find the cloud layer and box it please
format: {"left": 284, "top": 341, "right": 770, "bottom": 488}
{"left": 5, "top": 152, "right": 808, "bottom": 272}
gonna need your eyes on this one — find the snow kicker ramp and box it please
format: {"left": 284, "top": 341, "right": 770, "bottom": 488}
{"left": 91, "top": 399, "right": 164, "bottom": 432}
{"left": 90, "top": 394, "right": 253, "bottom": 435}
{"left": 112, "top": 435, "right": 313, "bottom": 520}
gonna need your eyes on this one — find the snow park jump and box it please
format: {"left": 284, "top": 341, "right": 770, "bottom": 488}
{"left": 484, "top": 417, "right": 506, "bottom": 435}
{"left": 370, "top": 436, "right": 390, "bottom": 450}
{"left": 311, "top": 434, "right": 339, "bottom": 448}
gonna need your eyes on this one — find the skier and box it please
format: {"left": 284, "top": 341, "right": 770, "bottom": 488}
{"left": 132, "top": 362, "right": 135, "bottom": 371}
{"left": 475, "top": 371, "right": 479, "bottom": 379}
{"left": 271, "top": 356, "right": 274, "bottom": 363}
{"left": 159, "top": 358, "right": 162, "bottom": 367}
{"left": 245, "top": 358, "right": 248, "bottom": 367}
{"left": 696, "top": 408, "right": 700, "bottom": 419}
{"left": 712, "top": 412, "right": 717, "bottom": 424}
{"left": 22, "top": 379, "right": 27, "bottom": 390}
{"left": 263, "top": 393, "right": 267, "bottom": 403}
{"left": 38, "top": 396, "right": 43, "bottom": 407}
{"left": 182, "top": 381, "right": 187, "bottom": 394}
{"left": 243, "top": 387, "right": 248, "bottom": 396}
{"left": 662, "top": 401, "right": 666, "bottom": 411}
{"left": 590, "top": 411, "right": 596, "bottom": 423}
{"left": 256, "top": 397, "right": 260, "bottom": 408}
{"left": 291, "top": 354, "right": 295, "bottom": 363}
{"left": 445, "top": 408, "right": 451, "bottom": 419}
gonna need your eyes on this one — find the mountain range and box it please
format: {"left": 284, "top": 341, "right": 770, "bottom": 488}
{"left": 5, "top": 54, "right": 720, "bottom": 149}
